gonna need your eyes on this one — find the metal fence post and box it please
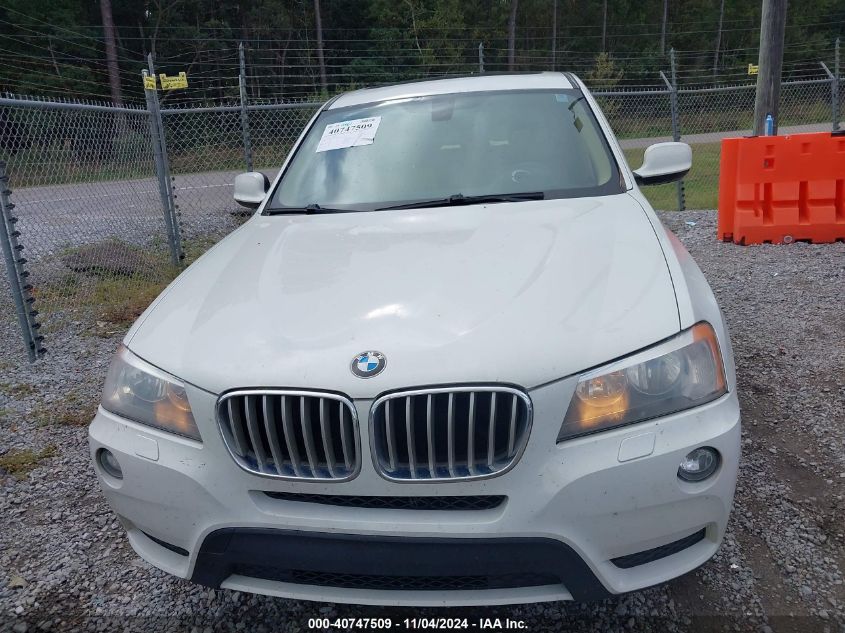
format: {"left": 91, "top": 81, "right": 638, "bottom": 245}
{"left": 0, "top": 162, "right": 44, "bottom": 361}
{"left": 835, "top": 38, "right": 841, "bottom": 131}
{"left": 821, "top": 60, "right": 838, "bottom": 132}
{"left": 144, "top": 56, "right": 183, "bottom": 266}
{"left": 667, "top": 48, "right": 685, "bottom": 212}
{"left": 239, "top": 42, "right": 254, "bottom": 172}
{"left": 478, "top": 43, "right": 484, "bottom": 74}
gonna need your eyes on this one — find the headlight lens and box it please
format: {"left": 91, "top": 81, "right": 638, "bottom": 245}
{"left": 101, "top": 345, "right": 201, "bottom": 440}
{"left": 558, "top": 322, "right": 727, "bottom": 442}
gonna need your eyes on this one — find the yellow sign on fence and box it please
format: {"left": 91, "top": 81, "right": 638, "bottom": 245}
{"left": 143, "top": 75, "right": 157, "bottom": 90}
{"left": 747, "top": 63, "right": 759, "bottom": 75}
{"left": 159, "top": 72, "right": 188, "bottom": 90}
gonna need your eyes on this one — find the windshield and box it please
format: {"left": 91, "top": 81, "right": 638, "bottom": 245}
{"left": 267, "top": 88, "right": 623, "bottom": 212}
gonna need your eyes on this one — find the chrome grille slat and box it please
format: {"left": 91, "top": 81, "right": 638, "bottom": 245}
{"left": 447, "top": 393, "right": 456, "bottom": 477}
{"left": 426, "top": 394, "right": 435, "bottom": 475}
{"left": 319, "top": 399, "right": 336, "bottom": 478}
{"left": 338, "top": 401, "right": 353, "bottom": 470}
{"left": 405, "top": 396, "right": 417, "bottom": 479}
{"left": 244, "top": 395, "right": 269, "bottom": 473}
{"left": 299, "top": 396, "right": 319, "bottom": 476}
{"left": 262, "top": 395, "right": 286, "bottom": 474}
{"left": 385, "top": 400, "right": 397, "bottom": 471}
{"left": 487, "top": 392, "right": 497, "bottom": 469}
{"left": 467, "top": 392, "right": 476, "bottom": 475}
{"left": 371, "top": 386, "right": 532, "bottom": 482}
{"left": 281, "top": 396, "right": 303, "bottom": 478}
{"left": 227, "top": 399, "right": 249, "bottom": 457}
{"left": 217, "top": 390, "right": 359, "bottom": 481}
{"left": 508, "top": 394, "right": 518, "bottom": 455}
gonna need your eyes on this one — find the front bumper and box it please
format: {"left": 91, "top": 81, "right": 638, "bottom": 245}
{"left": 88, "top": 378, "right": 741, "bottom": 606}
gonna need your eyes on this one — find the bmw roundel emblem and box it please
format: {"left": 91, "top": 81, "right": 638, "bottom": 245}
{"left": 350, "top": 350, "right": 386, "bottom": 378}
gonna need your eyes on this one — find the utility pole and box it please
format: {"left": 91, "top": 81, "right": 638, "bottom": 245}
{"left": 507, "top": 0, "right": 519, "bottom": 70}
{"left": 551, "top": 0, "right": 557, "bottom": 70}
{"left": 314, "top": 0, "right": 328, "bottom": 94}
{"left": 753, "top": 0, "right": 788, "bottom": 135}
{"left": 835, "top": 38, "right": 841, "bottom": 130}
{"left": 660, "top": 0, "right": 668, "bottom": 55}
{"left": 601, "top": 0, "right": 608, "bottom": 53}
{"left": 713, "top": 0, "right": 725, "bottom": 78}
{"left": 238, "top": 42, "right": 253, "bottom": 172}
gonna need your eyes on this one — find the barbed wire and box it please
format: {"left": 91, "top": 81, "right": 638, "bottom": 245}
{"left": 0, "top": 13, "right": 840, "bottom": 105}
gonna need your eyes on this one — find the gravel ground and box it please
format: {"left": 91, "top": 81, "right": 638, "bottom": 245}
{"left": 1, "top": 210, "right": 843, "bottom": 633}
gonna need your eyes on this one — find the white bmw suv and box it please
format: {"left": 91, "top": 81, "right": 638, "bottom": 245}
{"left": 89, "top": 72, "right": 740, "bottom": 606}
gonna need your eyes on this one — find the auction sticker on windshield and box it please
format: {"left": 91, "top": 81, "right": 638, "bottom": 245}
{"left": 316, "top": 116, "right": 381, "bottom": 152}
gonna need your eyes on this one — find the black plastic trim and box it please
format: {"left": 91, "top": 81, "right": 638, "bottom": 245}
{"left": 190, "top": 528, "right": 611, "bottom": 601}
{"left": 611, "top": 528, "right": 706, "bottom": 569}
{"left": 141, "top": 531, "right": 189, "bottom": 557}
{"left": 263, "top": 492, "right": 506, "bottom": 511}
{"left": 634, "top": 168, "right": 691, "bottom": 187}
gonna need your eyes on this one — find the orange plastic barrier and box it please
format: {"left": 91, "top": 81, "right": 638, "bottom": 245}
{"left": 717, "top": 131, "right": 845, "bottom": 244}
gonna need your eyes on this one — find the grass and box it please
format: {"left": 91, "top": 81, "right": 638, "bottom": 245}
{"left": 7, "top": 139, "right": 297, "bottom": 189}
{"left": 34, "top": 268, "right": 175, "bottom": 329}
{"left": 48, "top": 268, "right": 177, "bottom": 328}
{"left": 0, "top": 446, "right": 56, "bottom": 480}
{"left": 624, "top": 141, "right": 722, "bottom": 211}
{"left": 34, "top": 234, "right": 223, "bottom": 331}
{"left": 30, "top": 391, "right": 98, "bottom": 428}
{"left": 92, "top": 274, "right": 173, "bottom": 326}
{"left": 0, "top": 382, "right": 37, "bottom": 398}
{"left": 90, "top": 234, "right": 223, "bottom": 325}
{"left": 608, "top": 98, "right": 832, "bottom": 141}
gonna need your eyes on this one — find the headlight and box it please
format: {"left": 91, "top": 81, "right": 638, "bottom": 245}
{"left": 101, "top": 345, "right": 201, "bottom": 440}
{"left": 558, "top": 322, "right": 727, "bottom": 442}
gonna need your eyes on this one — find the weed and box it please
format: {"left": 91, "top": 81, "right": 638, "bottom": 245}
{"left": 31, "top": 391, "right": 98, "bottom": 428}
{"left": 0, "top": 383, "right": 37, "bottom": 398}
{"left": 0, "top": 446, "right": 57, "bottom": 480}
{"left": 94, "top": 275, "right": 172, "bottom": 326}
{"left": 56, "top": 408, "right": 97, "bottom": 427}
{"left": 32, "top": 239, "right": 183, "bottom": 327}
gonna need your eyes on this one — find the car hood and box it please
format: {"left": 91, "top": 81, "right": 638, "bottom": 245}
{"left": 127, "top": 194, "right": 679, "bottom": 398}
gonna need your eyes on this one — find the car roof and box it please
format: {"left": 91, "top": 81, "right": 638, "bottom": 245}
{"left": 328, "top": 72, "right": 577, "bottom": 109}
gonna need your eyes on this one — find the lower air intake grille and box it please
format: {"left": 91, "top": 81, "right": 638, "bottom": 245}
{"left": 263, "top": 492, "right": 506, "bottom": 511}
{"left": 370, "top": 386, "right": 532, "bottom": 481}
{"left": 217, "top": 390, "right": 359, "bottom": 481}
{"left": 234, "top": 566, "right": 559, "bottom": 591}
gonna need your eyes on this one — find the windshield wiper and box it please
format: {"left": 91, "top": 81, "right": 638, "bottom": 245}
{"left": 264, "top": 203, "right": 358, "bottom": 216}
{"left": 376, "top": 192, "right": 544, "bottom": 211}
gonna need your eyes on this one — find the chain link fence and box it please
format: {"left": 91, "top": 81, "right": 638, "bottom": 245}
{"left": 0, "top": 99, "right": 169, "bottom": 359}
{"left": 0, "top": 62, "right": 842, "bottom": 363}
{"left": 161, "top": 102, "right": 319, "bottom": 251}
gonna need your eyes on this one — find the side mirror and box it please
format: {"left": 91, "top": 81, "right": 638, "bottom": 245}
{"left": 233, "top": 172, "right": 270, "bottom": 208}
{"left": 632, "top": 142, "right": 692, "bottom": 186}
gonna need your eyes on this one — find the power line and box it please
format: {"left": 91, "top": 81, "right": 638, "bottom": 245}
{"left": 0, "top": 5, "right": 138, "bottom": 58}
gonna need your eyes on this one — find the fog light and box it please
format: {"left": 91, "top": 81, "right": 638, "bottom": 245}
{"left": 97, "top": 448, "right": 123, "bottom": 479}
{"left": 678, "top": 447, "right": 719, "bottom": 482}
